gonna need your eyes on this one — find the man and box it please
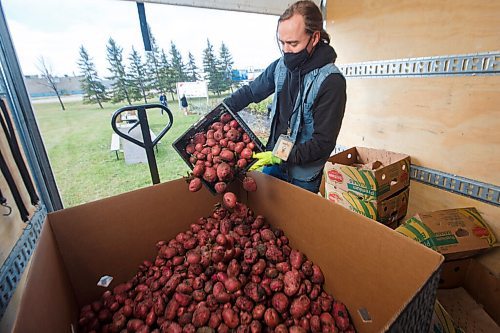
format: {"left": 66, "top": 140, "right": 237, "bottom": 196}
{"left": 224, "top": 0, "right": 346, "bottom": 193}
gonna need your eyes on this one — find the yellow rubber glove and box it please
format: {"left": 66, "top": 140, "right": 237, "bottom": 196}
{"left": 249, "top": 151, "right": 282, "bottom": 171}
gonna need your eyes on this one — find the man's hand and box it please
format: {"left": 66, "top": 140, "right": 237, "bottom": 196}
{"left": 249, "top": 151, "right": 282, "bottom": 171}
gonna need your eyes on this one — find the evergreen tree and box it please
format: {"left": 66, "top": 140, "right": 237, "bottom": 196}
{"left": 106, "top": 38, "right": 132, "bottom": 104}
{"left": 77, "top": 45, "right": 107, "bottom": 108}
{"left": 144, "top": 27, "right": 163, "bottom": 96}
{"left": 202, "top": 39, "right": 223, "bottom": 95}
{"left": 219, "top": 42, "right": 234, "bottom": 92}
{"left": 128, "top": 46, "right": 149, "bottom": 103}
{"left": 170, "top": 41, "right": 187, "bottom": 84}
{"left": 159, "top": 49, "right": 177, "bottom": 101}
{"left": 186, "top": 52, "right": 200, "bottom": 82}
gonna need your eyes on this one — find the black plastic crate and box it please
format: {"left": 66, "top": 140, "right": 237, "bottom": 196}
{"left": 172, "top": 102, "right": 265, "bottom": 194}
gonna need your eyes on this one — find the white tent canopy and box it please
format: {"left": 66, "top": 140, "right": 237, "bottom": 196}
{"left": 121, "top": 0, "right": 323, "bottom": 16}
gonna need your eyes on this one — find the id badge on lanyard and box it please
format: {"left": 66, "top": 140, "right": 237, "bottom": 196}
{"left": 272, "top": 127, "right": 295, "bottom": 161}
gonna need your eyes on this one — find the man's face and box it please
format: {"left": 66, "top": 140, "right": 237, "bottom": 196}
{"left": 278, "top": 14, "right": 318, "bottom": 54}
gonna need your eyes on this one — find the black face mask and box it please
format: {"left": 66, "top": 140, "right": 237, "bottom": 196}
{"left": 283, "top": 36, "right": 312, "bottom": 71}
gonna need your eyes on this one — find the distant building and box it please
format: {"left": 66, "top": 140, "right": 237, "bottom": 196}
{"left": 24, "top": 75, "right": 113, "bottom": 98}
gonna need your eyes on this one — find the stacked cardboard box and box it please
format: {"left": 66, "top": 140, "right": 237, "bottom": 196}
{"left": 396, "top": 207, "right": 497, "bottom": 260}
{"left": 323, "top": 146, "right": 411, "bottom": 226}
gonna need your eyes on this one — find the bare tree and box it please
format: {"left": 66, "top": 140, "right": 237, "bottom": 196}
{"left": 36, "top": 56, "right": 65, "bottom": 110}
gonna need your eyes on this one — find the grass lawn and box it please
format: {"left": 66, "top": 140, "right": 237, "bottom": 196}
{"left": 33, "top": 96, "right": 229, "bottom": 207}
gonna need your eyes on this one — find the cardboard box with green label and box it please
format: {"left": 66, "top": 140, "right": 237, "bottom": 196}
{"left": 325, "top": 183, "right": 409, "bottom": 225}
{"left": 324, "top": 147, "right": 411, "bottom": 201}
{"left": 396, "top": 207, "right": 497, "bottom": 260}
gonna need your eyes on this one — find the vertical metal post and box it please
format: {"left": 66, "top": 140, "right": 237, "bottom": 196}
{"left": 136, "top": 2, "right": 152, "bottom": 51}
{"left": 137, "top": 107, "right": 159, "bottom": 184}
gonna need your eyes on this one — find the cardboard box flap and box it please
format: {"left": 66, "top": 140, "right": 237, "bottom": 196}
{"left": 48, "top": 179, "right": 220, "bottom": 306}
{"left": 13, "top": 221, "right": 78, "bottom": 333}
{"left": 248, "top": 172, "right": 443, "bottom": 332}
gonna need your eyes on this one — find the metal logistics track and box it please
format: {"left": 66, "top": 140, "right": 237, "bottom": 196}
{"left": 338, "top": 51, "right": 499, "bottom": 78}
{"left": 0, "top": 205, "right": 47, "bottom": 320}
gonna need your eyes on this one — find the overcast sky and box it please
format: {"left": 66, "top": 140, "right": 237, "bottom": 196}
{"left": 2, "top": 0, "right": 281, "bottom": 77}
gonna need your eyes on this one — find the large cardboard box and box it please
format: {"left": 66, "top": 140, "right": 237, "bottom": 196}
{"left": 436, "top": 258, "right": 500, "bottom": 332}
{"left": 325, "top": 183, "right": 409, "bottom": 225}
{"left": 324, "top": 147, "right": 410, "bottom": 201}
{"left": 9, "top": 173, "right": 443, "bottom": 333}
{"left": 396, "top": 208, "right": 497, "bottom": 260}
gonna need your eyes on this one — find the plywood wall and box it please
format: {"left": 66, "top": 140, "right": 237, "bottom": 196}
{"left": 325, "top": 0, "right": 500, "bottom": 272}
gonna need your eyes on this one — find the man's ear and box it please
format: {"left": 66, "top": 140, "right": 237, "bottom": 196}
{"left": 313, "top": 31, "right": 320, "bottom": 46}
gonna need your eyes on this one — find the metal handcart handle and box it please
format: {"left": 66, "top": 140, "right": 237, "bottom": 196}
{"left": 111, "top": 104, "right": 173, "bottom": 185}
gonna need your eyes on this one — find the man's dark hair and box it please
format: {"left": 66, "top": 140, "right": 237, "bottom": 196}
{"left": 279, "top": 0, "right": 330, "bottom": 45}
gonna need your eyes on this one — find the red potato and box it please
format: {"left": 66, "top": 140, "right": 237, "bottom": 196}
{"left": 226, "top": 128, "right": 240, "bottom": 141}
{"left": 246, "top": 142, "right": 255, "bottom": 150}
{"left": 211, "top": 121, "right": 224, "bottom": 131}
{"left": 264, "top": 308, "right": 280, "bottom": 328}
{"left": 208, "top": 310, "right": 222, "bottom": 329}
{"left": 249, "top": 320, "right": 262, "bottom": 333}
{"left": 203, "top": 167, "right": 217, "bottom": 183}
{"left": 272, "top": 292, "right": 290, "bottom": 313}
{"left": 274, "top": 324, "right": 288, "bottom": 333}
{"left": 227, "top": 259, "right": 240, "bottom": 276}
{"left": 234, "top": 142, "right": 246, "bottom": 153}
{"left": 289, "top": 326, "right": 307, "bottom": 333}
{"left": 242, "top": 176, "right": 257, "bottom": 192}
{"left": 206, "top": 138, "right": 217, "bottom": 147}
{"left": 229, "top": 119, "right": 239, "bottom": 129}
{"left": 219, "top": 149, "right": 235, "bottom": 162}
{"left": 193, "top": 132, "right": 206, "bottom": 145}
{"left": 195, "top": 143, "right": 204, "bottom": 152}
{"left": 311, "top": 265, "right": 324, "bottom": 284}
{"left": 240, "top": 311, "right": 253, "bottom": 326}
{"left": 240, "top": 148, "right": 253, "bottom": 160}
{"left": 260, "top": 229, "right": 276, "bottom": 241}
{"left": 223, "top": 192, "right": 237, "bottom": 209}
{"left": 224, "top": 276, "right": 241, "bottom": 293}
{"left": 242, "top": 133, "right": 251, "bottom": 143}
{"left": 283, "top": 269, "right": 301, "bottom": 296}
{"left": 192, "top": 306, "right": 210, "bottom": 327}
{"left": 290, "top": 295, "right": 311, "bottom": 319}
{"left": 289, "top": 250, "right": 305, "bottom": 270}
{"left": 236, "top": 159, "right": 248, "bottom": 169}
{"left": 217, "top": 162, "right": 232, "bottom": 181}
{"left": 214, "top": 182, "right": 227, "bottom": 194}
{"left": 310, "top": 315, "right": 321, "bottom": 332}
{"left": 214, "top": 130, "right": 224, "bottom": 141}
{"left": 166, "top": 322, "right": 182, "bottom": 333}
{"left": 222, "top": 307, "right": 239, "bottom": 329}
{"left": 211, "top": 145, "right": 221, "bottom": 156}
{"left": 227, "top": 142, "right": 237, "bottom": 154}
{"left": 185, "top": 143, "right": 195, "bottom": 154}
{"left": 252, "top": 304, "right": 266, "bottom": 320}
{"left": 235, "top": 296, "right": 254, "bottom": 312}
{"left": 145, "top": 310, "right": 156, "bottom": 327}
{"left": 220, "top": 113, "right": 232, "bottom": 124}
{"left": 127, "top": 318, "right": 144, "bottom": 331}
{"left": 270, "top": 279, "right": 284, "bottom": 292}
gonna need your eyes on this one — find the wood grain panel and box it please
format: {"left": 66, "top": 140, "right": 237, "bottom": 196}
{"left": 407, "top": 181, "right": 500, "bottom": 276}
{"left": 336, "top": 75, "right": 500, "bottom": 185}
{"left": 326, "top": 0, "right": 500, "bottom": 63}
